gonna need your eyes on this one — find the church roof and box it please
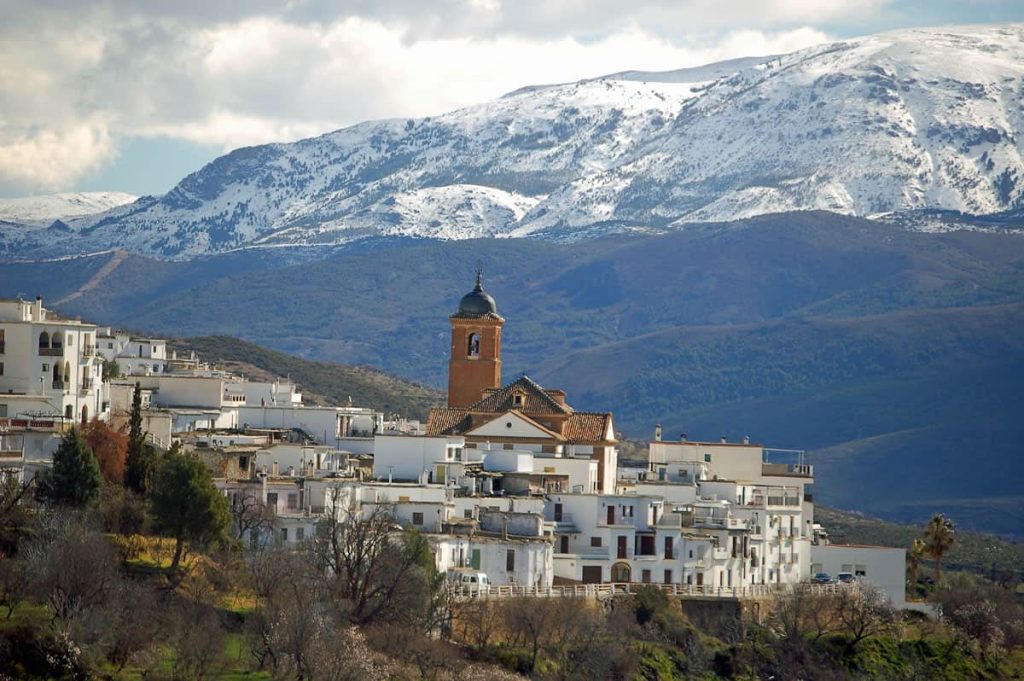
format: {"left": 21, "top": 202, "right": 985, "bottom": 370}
{"left": 425, "top": 407, "right": 471, "bottom": 436}
{"left": 470, "top": 375, "right": 572, "bottom": 415}
{"left": 563, "top": 412, "right": 615, "bottom": 443}
{"left": 426, "top": 374, "right": 615, "bottom": 443}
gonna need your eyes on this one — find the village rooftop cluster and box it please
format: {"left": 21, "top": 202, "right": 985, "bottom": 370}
{"left": 0, "top": 283, "right": 912, "bottom": 607}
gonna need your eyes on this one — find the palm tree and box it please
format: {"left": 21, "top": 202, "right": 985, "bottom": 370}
{"left": 922, "top": 513, "right": 955, "bottom": 584}
{"left": 907, "top": 537, "right": 926, "bottom": 598}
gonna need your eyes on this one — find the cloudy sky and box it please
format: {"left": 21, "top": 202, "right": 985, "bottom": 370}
{"left": 1, "top": 0, "right": 1021, "bottom": 198}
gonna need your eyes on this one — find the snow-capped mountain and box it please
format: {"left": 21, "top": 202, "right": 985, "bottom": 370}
{"left": 3, "top": 25, "right": 1023, "bottom": 260}
{"left": 0, "top": 192, "right": 137, "bottom": 225}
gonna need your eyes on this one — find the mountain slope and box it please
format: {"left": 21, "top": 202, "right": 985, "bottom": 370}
{"left": 3, "top": 25, "right": 1024, "bottom": 260}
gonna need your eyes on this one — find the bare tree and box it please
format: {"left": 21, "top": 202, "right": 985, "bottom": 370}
{"left": 504, "top": 596, "right": 560, "bottom": 674}
{"left": 23, "top": 513, "right": 119, "bottom": 632}
{"left": 314, "top": 505, "right": 436, "bottom": 625}
{"left": 833, "top": 585, "right": 898, "bottom": 653}
{"left": 228, "top": 488, "right": 275, "bottom": 542}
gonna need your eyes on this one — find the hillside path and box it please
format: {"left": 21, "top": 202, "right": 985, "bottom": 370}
{"left": 53, "top": 249, "right": 128, "bottom": 306}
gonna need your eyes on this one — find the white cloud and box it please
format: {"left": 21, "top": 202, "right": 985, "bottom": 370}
{"left": 0, "top": 1, "right": 853, "bottom": 193}
{"left": 0, "top": 123, "right": 115, "bottom": 192}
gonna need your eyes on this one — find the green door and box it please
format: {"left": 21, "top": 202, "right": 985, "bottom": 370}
{"left": 470, "top": 549, "right": 481, "bottom": 570}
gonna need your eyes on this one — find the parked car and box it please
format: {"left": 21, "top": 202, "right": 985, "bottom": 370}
{"left": 446, "top": 569, "right": 490, "bottom": 588}
{"left": 837, "top": 572, "right": 857, "bottom": 584}
{"left": 811, "top": 572, "right": 835, "bottom": 584}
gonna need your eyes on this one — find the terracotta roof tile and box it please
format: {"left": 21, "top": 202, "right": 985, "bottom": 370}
{"left": 425, "top": 407, "right": 470, "bottom": 436}
{"left": 469, "top": 375, "right": 572, "bottom": 415}
{"left": 563, "top": 412, "right": 615, "bottom": 443}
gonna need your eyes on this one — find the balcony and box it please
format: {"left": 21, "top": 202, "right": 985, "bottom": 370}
{"left": 40, "top": 347, "right": 64, "bottom": 357}
{"left": 80, "top": 379, "right": 93, "bottom": 392}
{"left": 81, "top": 344, "right": 97, "bottom": 357}
{"left": 51, "top": 380, "right": 66, "bottom": 390}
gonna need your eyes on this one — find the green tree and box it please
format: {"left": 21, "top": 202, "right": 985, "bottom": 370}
{"left": 101, "top": 357, "right": 121, "bottom": 381}
{"left": 124, "top": 382, "right": 152, "bottom": 495}
{"left": 149, "top": 450, "right": 229, "bottom": 574}
{"left": 923, "top": 513, "right": 956, "bottom": 584}
{"left": 35, "top": 428, "right": 101, "bottom": 508}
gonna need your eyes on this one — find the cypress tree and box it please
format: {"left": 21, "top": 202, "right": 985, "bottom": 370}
{"left": 36, "top": 427, "right": 101, "bottom": 507}
{"left": 124, "top": 382, "right": 151, "bottom": 495}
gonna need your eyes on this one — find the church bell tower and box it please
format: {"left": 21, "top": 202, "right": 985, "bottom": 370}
{"left": 447, "top": 269, "right": 504, "bottom": 408}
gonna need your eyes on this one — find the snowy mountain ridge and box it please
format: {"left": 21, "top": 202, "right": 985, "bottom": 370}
{"left": 2, "top": 24, "right": 1023, "bottom": 260}
{"left": 0, "top": 192, "right": 138, "bottom": 225}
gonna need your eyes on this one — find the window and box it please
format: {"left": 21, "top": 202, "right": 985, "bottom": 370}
{"left": 0, "top": 362, "right": 3, "bottom": 376}
{"left": 704, "top": 453, "right": 712, "bottom": 462}
{"left": 238, "top": 456, "right": 249, "bottom": 472}
{"left": 513, "top": 393, "right": 523, "bottom": 407}
{"left": 296, "top": 527, "right": 305, "bottom": 542}
{"left": 590, "top": 537, "right": 602, "bottom": 547}
{"left": 412, "top": 512, "right": 424, "bottom": 525}
{"left": 0, "top": 405, "right": 6, "bottom": 417}
{"left": 855, "top": 565, "right": 867, "bottom": 577}
{"left": 107, "top": 342, "right": 113, "bottom": 349}
{"left": 621, "top": 505, "right": 634, "bottom": 518}
{"left": 641, "top": 569, "right": 651, "bottom": 583}
{"left": 266, "top": 492, "right": 278, "bottom": 509}
{"left": 280, "top": 528, "right": 288, "bottom": 542}
{"left": 286, "top": 493, "right": 298, "bottom": 510}
{"left": 506, "top": 549, "right": 515, "bottom": 572}
{"left": 42, "top": 363, "right": 49, "bottom": 372}
{"left": 467, "top": 333, "right": 480, "bottom": 357}
{"left": 503, "top": 443, "right": 514, "bottom": 450}
{"left": 664, "top": 569, "right": 673, "bottom": 584}
{"left": 463, "top": 509, "right": 473, "bottom": 518}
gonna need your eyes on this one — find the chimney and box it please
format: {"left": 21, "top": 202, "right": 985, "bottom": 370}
{"left": 680, "top": 433, "right": 687, "bottom": 443}
{"left": 743, "top": 435, "right": 750, "bottom": 445}
{"left": 34, "top": 296, "right": 43, "bottom": 321}
{"left": 272, "top": 461, "right": 279, "bottom": 476}
{"left": 720, "top": 436, "right": 727, "bottom": 443}
{"left": 654, "top": 424, "right": 662, "bottom": 442}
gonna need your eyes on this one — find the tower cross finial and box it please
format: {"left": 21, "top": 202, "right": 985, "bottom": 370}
{"left": 474, "top": 261, "right": 483, "bottom": 290}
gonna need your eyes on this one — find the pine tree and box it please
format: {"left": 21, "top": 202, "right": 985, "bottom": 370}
{"left": 124, "top": 382, "right": 151, "bottom": 495}
{"left": 36, "top": 428, "right": 101, "bottom": 507}
{"left": 149, "top": 449, "right": 229, "bottom": 574}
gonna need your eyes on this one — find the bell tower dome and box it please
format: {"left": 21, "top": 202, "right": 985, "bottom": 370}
{"left": 447, "top": 269, "right": 504, "bottom": 407}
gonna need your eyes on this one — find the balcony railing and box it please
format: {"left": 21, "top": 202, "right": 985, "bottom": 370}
{"left": 80, "top": 379, "right": 93, "bottom": 392}
{"left": 40, "top": 347, "right": 64, "bottom": 357}
{"left": 51, "top": 380, "right": 66, "bottom": 390}
{"left": 81, "top": 345, "right": 97, "bottom": 357}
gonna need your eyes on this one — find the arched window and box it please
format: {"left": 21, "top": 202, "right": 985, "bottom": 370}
{"left": 38, "top": 331, "right": 50, "bottom": 351}
{"left": 52, "top": 363, "right": 61, "bottom": 386}
{"left": 64, "top": 405, "right": 73, "bottom": 420}
{"left": 81, "top": 404, "right": 88, "bottom": 424}
{"left": 51, "top": 332, "right": 63, "bottom": 349}
{"left": 467, "top": 332, "right": 480, "bottom": 357}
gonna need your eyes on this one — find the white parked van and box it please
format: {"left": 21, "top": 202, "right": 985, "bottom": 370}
{"left": 446, "top": 569, "right": 490, "bottom": 589}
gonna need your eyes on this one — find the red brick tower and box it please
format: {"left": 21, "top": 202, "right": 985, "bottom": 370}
{"left": 447, "top": 270, "right": 504, "bottom": 407}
